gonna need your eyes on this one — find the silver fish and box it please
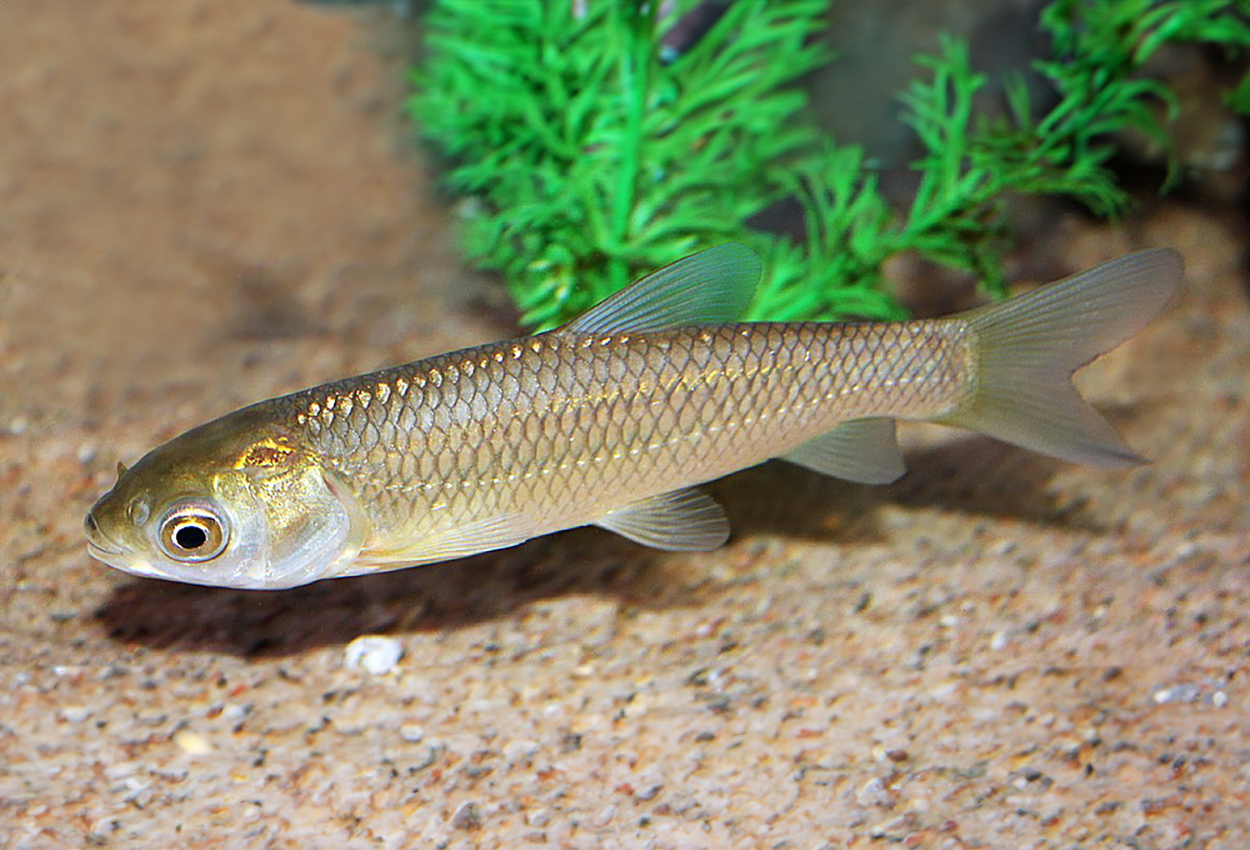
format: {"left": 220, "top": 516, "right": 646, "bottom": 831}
{"left": 85, "top": 245, "right": 1182, "bottom": 589}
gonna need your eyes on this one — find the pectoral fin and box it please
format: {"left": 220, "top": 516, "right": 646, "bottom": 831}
{"left": 595, "top": 488, "right": 730, "bottom": 551}
{"left": 781, "top": 417, "right": 906, "bottom": 484}
{"left": 345, "top": 512, "right": 535, "bottom": 575}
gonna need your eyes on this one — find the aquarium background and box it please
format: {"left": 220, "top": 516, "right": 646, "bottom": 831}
{"left": 1, "top": 2, "right": 1247, "bottom": 848}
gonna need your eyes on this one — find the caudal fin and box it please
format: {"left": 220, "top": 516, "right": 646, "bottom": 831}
{"left": 939, "top": 249, "right": 1183, "bottom": 467}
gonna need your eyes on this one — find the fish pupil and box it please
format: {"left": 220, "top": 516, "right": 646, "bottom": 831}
{"left": 175, "top": 524, "right": 208, "bottom": 551}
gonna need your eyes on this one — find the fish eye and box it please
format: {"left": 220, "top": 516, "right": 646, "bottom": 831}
{"left": 158, "top": 502, "right": 228, "bottom": 562}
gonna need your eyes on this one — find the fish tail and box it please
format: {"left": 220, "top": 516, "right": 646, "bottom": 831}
{"left": 939, "top": 249, "right": 1183, "bottom": 466}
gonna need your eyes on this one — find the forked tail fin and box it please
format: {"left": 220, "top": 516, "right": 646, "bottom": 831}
{"left": 939, "top": 249, "right": 1183, "bottom": 467}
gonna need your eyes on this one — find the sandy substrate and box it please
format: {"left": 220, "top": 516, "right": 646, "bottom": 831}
{"left": 2, "top": 3, "right": 1248, "bottom": 849}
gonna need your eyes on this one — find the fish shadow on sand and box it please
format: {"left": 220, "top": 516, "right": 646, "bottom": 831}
{"left": 713, "top": 427, "right": 1119, "bottom": 542}
{"left": 94, "top": 426, "right": 1124, "bottom": 658}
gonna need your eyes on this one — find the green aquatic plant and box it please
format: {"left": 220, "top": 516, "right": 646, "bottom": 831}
{"left": 410, "top": 0, "right": 1250, "bottom": 327}
{"left": 411, "top": 0, "right": 846, "bottom": 326}
{"left": 888, "top": 0, "right": 1250, "bottom": 295}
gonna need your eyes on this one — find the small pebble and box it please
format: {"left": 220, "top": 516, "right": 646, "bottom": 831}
{"left": 412, "top": 742, "right": 444, "bottom": 771}
{"left": 857, "top": 776, "right": 890, "bottom": 807}
{"left": 399, "top": 723, "right": 424, "bottom": 742}
{"left": 1153, "top": 683, "right": 1202, "bottom": 704}
{"left": 104, "top": 762, "right": 139, "bottom": 781}
{"left": 174, "top": 730, "right": 213, "bottom": 755}
{"left": 503, "top": 739, "right": 539, "bottom": 762}
{"left": 451, "top": 801, "right": 482, "bottom": 830}
{"left": 868, "top": 815, "right": 907, "bottom": 838}
{"left": 60, "top": 706, "right": 91, "bottom": 723}
{"left": 343, "top": 635, "right": 404, "bottom": 675}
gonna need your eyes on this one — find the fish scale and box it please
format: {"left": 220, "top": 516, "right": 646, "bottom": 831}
{"left": 84, "top": 244, "right": 1183, "bottom": 589}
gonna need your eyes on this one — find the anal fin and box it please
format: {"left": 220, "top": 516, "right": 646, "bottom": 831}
{"left": 595, "top": 488, "right": 730, "bottom": 551}
{"left": 781, "top": 417, "right": 906, "bottom": 484}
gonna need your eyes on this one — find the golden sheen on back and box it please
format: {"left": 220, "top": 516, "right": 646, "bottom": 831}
{"left": 85, "top": 245, "right": 1183, "bottom": 589}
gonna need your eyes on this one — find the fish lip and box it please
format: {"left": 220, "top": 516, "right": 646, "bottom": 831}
{"left": 84, "top": 527, "right": 125, "bottom": 557}
{"left": 85, "top": 542, "right": 164, "bottom": 580}
{"left": 84, "top": 520, "right": 125, "bottom": 558}
{"left": 83, "top": 521, "right": 172, "bottom": 580}
{"left": 85, "top": 540, "right": 132, "bottom": 570}
{"left": 86, "top": 540, "right": 123, "bottom": 559}
{"left": 84, "top": 525, "right": 144, "bottom": 573}
{"left": 82, "top": 512, "right": 123, "bottom": 557}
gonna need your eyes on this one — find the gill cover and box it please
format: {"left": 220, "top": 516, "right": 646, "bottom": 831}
{"left": 234, "top": 437, "right": 365, "bottom": 589}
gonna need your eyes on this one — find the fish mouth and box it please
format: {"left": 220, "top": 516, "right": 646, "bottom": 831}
{"left": 86, "top": 545, "right": 126, "bottom": 565}
{"left": 84, "top": 523, "right": 124, "bottom": 557}
{"left": 85, "top": 540, "right": 132, "bottom": 571}
{"left": 85, "top": 541, "right": 163, "bottom": 580}
{"left": 83, "top": 515, "right": 129, "bottom": 564}
{"left": 83, "top": 514, "right": 171, "bottom": 579}
{"left": 84, "top": 521, "right": 124, "bottom": 557}
{"left": 86, "top": 540, "right": 123, "bottom": 559}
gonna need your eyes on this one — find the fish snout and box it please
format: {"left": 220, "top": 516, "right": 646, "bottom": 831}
{"left": 83, "top": 506, "right": 124, "bottom": 557}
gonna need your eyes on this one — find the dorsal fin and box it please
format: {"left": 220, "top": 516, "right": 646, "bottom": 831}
{"left": 560, "top": 244, "right": 761, "bottom": 335}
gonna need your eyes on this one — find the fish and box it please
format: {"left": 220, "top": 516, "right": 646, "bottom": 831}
{"left": 84, "top": 244, "right": 1182, "bottom": 590}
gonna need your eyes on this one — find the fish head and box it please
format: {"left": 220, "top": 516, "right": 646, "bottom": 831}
{"left": 85, "top": 409, "right": 366, "bottom": 590}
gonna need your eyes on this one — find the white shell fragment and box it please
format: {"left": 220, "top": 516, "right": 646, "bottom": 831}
{"left": 343, "top": 635, "right": 404, "bottom": 675}
{"left": 173, "top": 730, "right": 214, "bottom": 755}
